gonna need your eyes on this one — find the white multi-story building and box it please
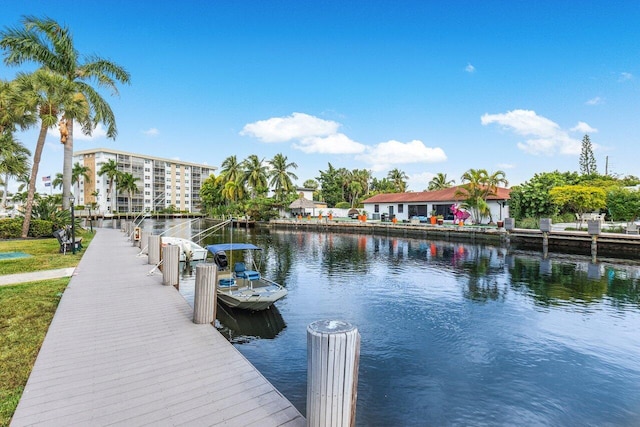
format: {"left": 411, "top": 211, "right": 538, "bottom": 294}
{"left": 73, "top": 148, "right": 216, "bottom": 214}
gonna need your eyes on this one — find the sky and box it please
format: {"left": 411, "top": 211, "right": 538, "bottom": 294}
{"left": 2, "top": 1, "right": 639, "bottom": 194}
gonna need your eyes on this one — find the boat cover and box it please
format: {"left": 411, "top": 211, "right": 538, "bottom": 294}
{"left": 206, "top": 243, "right": 262, "bottom": 253}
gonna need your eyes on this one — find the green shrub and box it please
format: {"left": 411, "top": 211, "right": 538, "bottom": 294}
{"left": 518, "top": 217, "right": 540, "bottom": 229}
{"left": 0, "top": 218, "right": 22, "bottom": 239}
{"left": 29, "top": 219, "right": 54, "bottom": 237}
{"left": 335, "top": 201, "right": 350, "bottom": 209}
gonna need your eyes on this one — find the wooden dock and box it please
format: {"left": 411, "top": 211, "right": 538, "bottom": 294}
{"left": 10, "top": 228, "right": 304, "bottom": 426}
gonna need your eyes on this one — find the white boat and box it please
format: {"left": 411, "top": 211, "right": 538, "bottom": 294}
{"left": 161, "top": 236, "right": 208, "bottom": 262}
{"left": 207, "top": 243, "right": 288, "bottom": 311}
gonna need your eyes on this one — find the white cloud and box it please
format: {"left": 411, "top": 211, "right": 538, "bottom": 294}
{"left": 481, "top": 109, "right": 583, "bottom": 156}
{"left": 408, "top": 171, "right": 436, "bottom": 191}
{"left": 356, "top": 139, "right": 447, "bottom": 171}
{"left": 465, "top": 63, "right": 476, "bottom": 73}
{"left": 240, "top": 112, "right": 340, "bottom": 143}
{"left": 586, "top": 96, "right": 602, "bottom": 106}
{"left": 143, "top": 128, "right": 159, "bottom": 136}
{"left": 293, "top": 133, "right": 365, "bottom": 154}
{"left": 619, "top": 72, "right": 633, "bottom": 82}
{"left": 570, "top": 121, "right": 598, "bottom": 134}
{"left": 48, "top": 122, "right": 108, "bottom": 141}
{"left": 497, "top": 163, "right": 515, "bottom": 170}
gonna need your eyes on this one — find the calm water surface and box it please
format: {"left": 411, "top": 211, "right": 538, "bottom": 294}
{"left": 150, "top": 219, "right": 640, "bottom": 426}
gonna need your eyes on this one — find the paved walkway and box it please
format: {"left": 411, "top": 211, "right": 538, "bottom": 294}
{"left": 11, "top": 228, "right": 304, "bottom": 426}
{"left": 0, "top": 267, "right": 76, "bottom": 286}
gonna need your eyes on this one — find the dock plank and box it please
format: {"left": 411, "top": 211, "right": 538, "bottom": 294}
{"left": 11, "top": 228, "right": 304, "bottom": 427}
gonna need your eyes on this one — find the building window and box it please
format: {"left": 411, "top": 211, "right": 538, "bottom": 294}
{"left": 398, "top": 204, "right": 404, "bottom": 213}
{"left": 374, "top": 204, "right": 379, "bottom": 213}
{"left": 166, "top": 185, "right": 171, "bottom": 189}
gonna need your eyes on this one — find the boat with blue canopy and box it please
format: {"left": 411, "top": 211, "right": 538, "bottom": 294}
{"left": 206, "top": 243, "right": 288, "bottom": 311}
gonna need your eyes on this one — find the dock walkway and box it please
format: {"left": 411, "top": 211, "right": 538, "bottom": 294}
{"left": 11, "top": 228, "right": 304, "bottom": 426}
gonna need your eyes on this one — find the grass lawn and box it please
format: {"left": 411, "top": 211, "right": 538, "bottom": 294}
{"left": 0, "top": 231, "right": 94, "bottom": 275}
{"left": 0, "top": 231, "right": 94, "bottom": 426}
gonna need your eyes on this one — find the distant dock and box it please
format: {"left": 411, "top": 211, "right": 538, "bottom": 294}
{"left": 11, "top": 228, "right": 304, "bottom": 426}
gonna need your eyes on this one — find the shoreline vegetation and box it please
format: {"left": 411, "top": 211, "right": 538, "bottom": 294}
{"left": 0, "top": 231, "right": 93, "bottom": 426}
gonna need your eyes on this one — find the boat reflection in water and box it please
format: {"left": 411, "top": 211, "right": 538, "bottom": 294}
{"left": 216, "top": 303, "right": 286, "bottom": 343}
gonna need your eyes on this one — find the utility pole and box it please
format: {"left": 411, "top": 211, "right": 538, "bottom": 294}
{"left": 605, "top": 156, "right": 609, "bottom": 176}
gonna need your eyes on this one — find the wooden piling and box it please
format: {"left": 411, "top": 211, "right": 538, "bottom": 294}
{"left": 148, "top": 235, "right": 161, "bottom": 265}
{"left": 162, "top": 245, "right": 180, "bottom": 287}
{"left": 307, "top": 320, "right": 360, "bottom": 427}
{"left": 193, "top": 263, "right": 218, "bottom": 324}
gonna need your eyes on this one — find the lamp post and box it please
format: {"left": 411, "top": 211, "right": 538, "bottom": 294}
{"left": 70, "top": 195, "right": 76, "bottom": 254}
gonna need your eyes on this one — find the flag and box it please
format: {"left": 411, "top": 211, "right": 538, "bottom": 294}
{"left": 44, "top": 182, "right": 51, "bottom": 187}
{"left": 42, "top": 175, "right": 51, "bottom": 182}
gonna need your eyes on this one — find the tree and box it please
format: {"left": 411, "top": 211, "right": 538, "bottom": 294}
{"left": 302, "top": 179, "right": 318, "bottom": 191}
{"left": 12, "top": 70, "right": 77, "bottom": 237}
{"left": 579, "top": 134, "right": 597, "bottom": 175}
{"left": 72, "top": 162, "right": 91, "bottom": 188}
{"left": 1, "top": 16, "right": 131, "bottom": 209}
{"left": 199, "top": 174, "right": 224, "bottom": 213}
{"left": 606, "top": 188, "right": 640, "bottom": 222}
{"left": 370, "top": 177, "right": 396, "bottom": 194}
{"left": 0, "top": 133, "right": 30, "bottom": 208}
{"left": 387, "top": 168, "right": 408, "bottom": 193}
{"left": 242, "top": 154, "right": 268, "bottom": 199}
{"left": 427, "top": 172, "right": 455, "bottom": 191}
{"left": 98, "top": 159, "right": 120, "bottom": 213}
{"left": 508, "top": 171, "right": 580, "bottom": 220}
{"left": 52, "top": 172, "right": 64, "bottom": 190}
{"left": 116, "top": 172, "right": 139, "bottom": 213}
{"left": 549, "top": 185, "right": 606, "bottom": 218}
{"left": 316, "top": 163, "right": 344, "bottom": 207}
{"left": 268, "top": 153, "right": 298, "bottom": 204}
{"left": 456, "top": 168, "right": 508, "bottom": 223}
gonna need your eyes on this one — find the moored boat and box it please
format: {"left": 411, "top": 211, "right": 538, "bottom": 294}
{"left": 207, "top": 243, "right": 287, "bottom": 311}
{"left": 161, "top": 236, "right": 208, "bottom": 262}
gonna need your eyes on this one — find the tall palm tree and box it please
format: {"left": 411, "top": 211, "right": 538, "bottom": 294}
{"left": 268, "top": 153, "right": 298, "bottom": 204}
{"left": 116, "top": 172, "right": 139, "bottom": 213}
{"left": 221, "top": 180, "right": 245, "bottom": 203}
{"left": 219, "top": 155, "right": 245, "bottom": 204}
{"left": 387, "top": 168, "right": 408, "bottom": 193}
{"left": 0, "top": 133, "right": 31, "bottom": 208}
{"left": 1, "top": 16, "right": 131, "bottom": 209}
{"left": 98, "top": 159, "right": 119, "bottom": 213}
{"left": 12, "top": 69, "right": 78, "bottom": 237}
{"left": 0, "top": 78, "right": 36, "bottom": 134}
{"left": 242, "top": 154, "right": 268, "bottom": 198}
{"left": 455, "top": 168, "right": 508, "bottom": 223}
{"left": 427, "top": 172, "right": 455, "bottom": 191}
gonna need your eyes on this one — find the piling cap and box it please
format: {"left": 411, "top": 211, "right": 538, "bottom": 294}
{"left": 308, "top": 319, "right": 356, "bottom": 334}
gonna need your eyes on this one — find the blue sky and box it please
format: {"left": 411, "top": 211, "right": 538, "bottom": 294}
{"left": 2, "top": 1, "right": 639, "bottom": 193}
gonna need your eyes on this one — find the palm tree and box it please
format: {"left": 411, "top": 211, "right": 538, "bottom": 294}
{"left": 0, "top": 78, "right": 36, "bottom": 134}
{"left": 98, "top": 159, "right": 119, "bottom": 213}
{"left": 1, "top": 16, "right": 131, "bottom": 209}
{"left": 219, "top": 155, "right": 245, "bottom": 204}
{"left": 242, "top": 155, "right": 268, "bottom": 198}
{"left": 268, "top": 153, "right": 298, "bottom": 203}
{"left": 71, "top": 162, "right": 91, "bottom": 196}
{"left": 0, "top": 133, "right": 31, "bottom": 208}
{"left": 387, "top": 168, "right": 408, "bottom": 193}
{"left": 221, "top": 180, "right": 245, "bottom": 203}
{"left": 12, "top": 70, "right": 77, "bottom": 237}
{"left": 428, "top": 173, "right": 455, "bottom": 191}
{"left": 52, "top": 172, "right": 64, "bottom": 190}
{"left": 455, "top": 169, "right": 508, "bottom": 223}
{"left": 116, "top": 172, "right": 139, "bottom": 213}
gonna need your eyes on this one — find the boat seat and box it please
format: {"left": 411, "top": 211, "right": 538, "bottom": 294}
{"left": 234, "top": 262, "right": 260, "bottom": 281}
{"left": 219, "top": 278, "right": 236, "bottom": 287}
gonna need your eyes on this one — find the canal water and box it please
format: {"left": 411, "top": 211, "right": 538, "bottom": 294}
{"left": 146, "top": 219, "right": 640, "bottom": 426}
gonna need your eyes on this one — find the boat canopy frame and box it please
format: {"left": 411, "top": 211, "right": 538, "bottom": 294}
{"left": 206, "top": 243, "right": 262, "bottom": 253}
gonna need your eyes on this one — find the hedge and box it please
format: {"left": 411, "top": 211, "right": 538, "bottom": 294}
{"left": 0, "top": 218, "right": 54, "bottom": 239}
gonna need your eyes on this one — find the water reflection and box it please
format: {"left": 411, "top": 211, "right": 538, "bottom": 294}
{"left": 143, "top": 220, "right": 640, "bottom": 425}
{"left": 216, "top": 304, "right": 286, "bottom": 343}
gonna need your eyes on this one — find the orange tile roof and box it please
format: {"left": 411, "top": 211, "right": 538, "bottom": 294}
{"left": 362, "top": 186, "right": 511, "bottom": 204}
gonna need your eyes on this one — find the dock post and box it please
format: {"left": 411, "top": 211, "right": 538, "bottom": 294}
{"left": 193, "top": 264, "right": 218, "bottom": 324}
{"left": 162, "top": 245, "right": 180, "bottom": 287}
{"left": 141, "top": 231, "right": 150, "bottom": 255}
{"left": 307, "top": 320, "right": 360, "bottom": 427}
{"left": 148, "top": 235, "right": 161, "bottom": 265}
{"left": 504, "top": 218, "right": 515, "bottom": 246}
{"left": 588, "top": 220, "right": 601, "bottom": 262}
{"left": 540, "top": 218, "right": 552, "bottom": 251}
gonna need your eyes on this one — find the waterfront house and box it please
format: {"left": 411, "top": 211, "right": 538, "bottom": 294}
{"left": 362, "top": 186, "right": 511, "bottom": 223}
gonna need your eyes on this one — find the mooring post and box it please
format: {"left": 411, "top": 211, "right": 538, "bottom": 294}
{"left": 587, "top": 219, "right": 601, "bottom": 262}
{"left": 540, "top": 218, "right": 552, "bottom": 251}
{"left": 307, "top": 320, "right": 361, "bottom": 427}
{"left": 162, "top": 244, "right": 180, "bottom": 287}
{"left": 504, "top": 218, "right": 515, "bottom": 245}
{"left": 140, "top": 231, "right": 150, "bottom": 255}
{"left": 148, "top": 235, "right": 161, "bottom": 265}
{"left": 193, "top": 263, "right": 218, "bottom": 324}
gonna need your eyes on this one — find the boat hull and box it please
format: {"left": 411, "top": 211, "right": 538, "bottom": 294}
{"left": 217, "top": 281, "right": 288, "bottom": 311}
